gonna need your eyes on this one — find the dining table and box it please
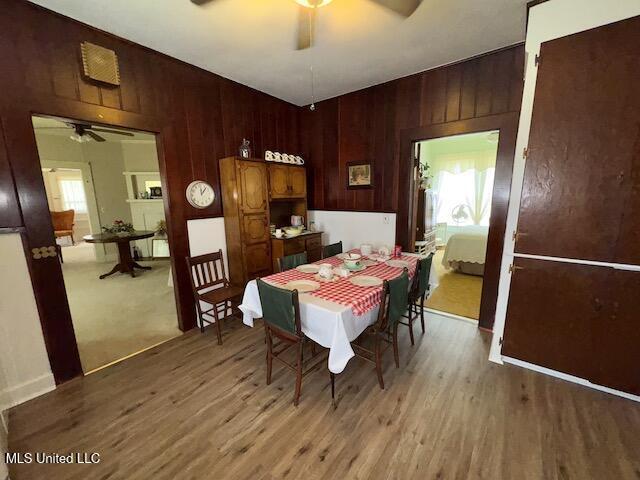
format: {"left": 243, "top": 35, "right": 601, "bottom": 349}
{"left": 239, "top": 249, "right": 432, "bottom": 374}
{"left": 83, "top": 230, "right": 155, "bottom": 279}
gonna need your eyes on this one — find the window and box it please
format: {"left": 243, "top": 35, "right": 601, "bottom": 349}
{"left": 59, "top": 179, "right": 88, "bottom": 213}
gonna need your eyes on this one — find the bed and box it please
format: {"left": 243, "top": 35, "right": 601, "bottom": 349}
{"left": 441, "top": 229, "right": 488, "bottom": 276}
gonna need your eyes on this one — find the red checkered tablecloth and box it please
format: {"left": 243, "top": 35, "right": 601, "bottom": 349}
{"left": 263, "top": 250, "right": 419, "bottom": 316}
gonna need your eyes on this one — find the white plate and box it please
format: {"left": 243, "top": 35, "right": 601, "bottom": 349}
{"left": 284, "top": 280, "right": 320, "bottom": 292}
{"left": 349, "top": 276, "right": 383, "bottom": 287}
{"left": 336, "top": 253, "right": 349, "bottom": 260}
{"left": 361, "top": 259, "right": 377, "bottom": 267}
{"left": 386, "top": 259, "right": 409, "bottom": 268}
{"left": 296, "top": 264, "right": 320, "bottom": 274}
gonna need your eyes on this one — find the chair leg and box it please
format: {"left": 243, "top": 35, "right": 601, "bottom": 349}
{"left": 294, "top": 341, "right": 303, "bottom": 406}
{"left": 330, "top": 372, "right": 336, "bottom": 408}
{"left": 420, "top": 293, "right": 426, "bottom": 333}
{"left": 393, "top": 324, "right": 400, "bottom": 368}
{"left": 408, "top": 308, "right": 415, "bottom": 346}
{"left": 375, "top": 337, "right": 384, "bottom": 390}
{"left": 265, "top": 327, "right": 273, "bottom": 385}
{"left": 213, "top": 303, "right": 223, "bottom": 345}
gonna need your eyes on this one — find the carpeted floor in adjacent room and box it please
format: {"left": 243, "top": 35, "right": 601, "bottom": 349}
{"left": 425, "top": 249, "right": 483, "bottom": 321}
{"left": 60, "top": 242, "right": 182, "bottom": 372}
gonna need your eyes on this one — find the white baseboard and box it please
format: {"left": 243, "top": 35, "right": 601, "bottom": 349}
{"left": 502, "top": 356, "right": 640, "bottom": 403}
{"left": 0, "top": 373, "right": 56, "bottom": 411}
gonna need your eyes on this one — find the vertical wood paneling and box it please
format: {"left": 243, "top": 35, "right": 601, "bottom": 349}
{"left": 0, "top": 0, "right": 301, "bottom": 383}
{"left": 301, "top": 45, "right": 525, "bottom": 214}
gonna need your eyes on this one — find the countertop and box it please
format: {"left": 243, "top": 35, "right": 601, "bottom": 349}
{"left": 271, "top": 230, "right": 322, "bottom": 240}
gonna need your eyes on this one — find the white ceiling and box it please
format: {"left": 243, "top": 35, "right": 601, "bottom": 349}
{"left": 28, "top": 0, "right": 528, "bottom": 106}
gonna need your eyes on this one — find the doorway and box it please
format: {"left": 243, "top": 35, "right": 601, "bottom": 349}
{"left": 415, "top": 131, "right": 499, "bottom": 322}
{"left": 32, "top": 115, "right": 181, "bottom": 373}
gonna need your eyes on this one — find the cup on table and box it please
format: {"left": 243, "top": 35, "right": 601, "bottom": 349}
{"left": 319, "top": 263, "right": 334, "bottom": 280}
{"left": 360, "top": 244, "right": 372, "bottom": 256}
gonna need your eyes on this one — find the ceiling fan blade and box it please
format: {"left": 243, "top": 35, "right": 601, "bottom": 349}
{"left": 90, "top": 127, "right": 135, "bottom": 137}
{"left": 296, "top": 5, "right": 314, "bottom": 50}
{"left": 34, "top": 127, "right": 70, "bottom": 130}
{"left": 85, "top": 131, "right": 106, "bottom": 142}
{"left": 190, "top": 0, "right": 216, "bottom": 5}
{"left": 369, "top": 0, "right": 421, "bottom": 17}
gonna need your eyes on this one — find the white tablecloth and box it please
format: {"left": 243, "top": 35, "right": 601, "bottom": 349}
{"left": 442, "top": 233, "right": 488, "bottom": 268}
{"left": 239, "top": 252, "right": 433, "bottom": 374}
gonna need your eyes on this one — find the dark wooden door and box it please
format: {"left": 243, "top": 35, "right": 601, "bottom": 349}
{"left": 515, "top": 17, "right": 640, "bottom": 262}
{"left": 591, "top": 269, "right": 640, "bottom": 395}
{"left": 268, "top": 164, "right": 290, "bottom": 199}
{"left": 238, "top": 161, "right": 268, "bottom": 214}
{"left": 0, "top": 119, "right": 22, "bottom": 228}
{"left": 502, "top": 257, "right": 606, "bottom": 381}
{"left": 289, "top": 166, "right": 307, "bottom": 198}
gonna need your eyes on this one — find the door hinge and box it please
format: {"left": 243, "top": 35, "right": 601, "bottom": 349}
{"left": 534, "top": 54, "right": 540, "bottom": 66}
{"left": 498, "top": 337, "right": 503, "bottom": 346}
{"left": 512, "top": 230, "right": 528, "bottom": 243}
{"left": 522, "top": 147, "right": 529, "bottom": 159}
{"left": 32, "top": 246, "right": 58, "bottom": 260}
{"left": 509, "top": 264, "right": 524, "bottom": 274}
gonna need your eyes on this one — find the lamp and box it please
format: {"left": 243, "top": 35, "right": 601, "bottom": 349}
{"left": 295, "top": 0, "right": 333, "bottom": 7}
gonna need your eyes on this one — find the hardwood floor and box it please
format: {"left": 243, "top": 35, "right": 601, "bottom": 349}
{"left": 8, "top": 314, "right": 640, "bottom": 480}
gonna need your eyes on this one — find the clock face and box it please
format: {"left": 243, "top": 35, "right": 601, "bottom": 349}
{"left": 186, "top": 181, "right": 215, "bottom": 209}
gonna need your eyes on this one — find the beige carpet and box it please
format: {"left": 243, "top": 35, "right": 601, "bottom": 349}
{"left": 425, "top": 250, "right": 483, "bottom": 320}
{"left": 60, "top": 242, "right": 181, "bottom": 372}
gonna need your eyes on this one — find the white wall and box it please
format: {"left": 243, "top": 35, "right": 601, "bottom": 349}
{"left": 0, "top": 234, "right": 56, "bottom": 410}
{"left": 489, "top": 0, "right": 640, "bottom": 369}
{"left": 307, "top": 211, "right": 397, "bottom": 251}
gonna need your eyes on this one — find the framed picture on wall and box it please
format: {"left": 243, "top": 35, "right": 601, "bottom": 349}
{"left": 347, "top": 162, "right": 373, "bottom": 189}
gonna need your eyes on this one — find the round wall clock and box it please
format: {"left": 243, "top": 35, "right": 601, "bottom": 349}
{"left": 186, "top": 180, "right": 215, "bottom": 209}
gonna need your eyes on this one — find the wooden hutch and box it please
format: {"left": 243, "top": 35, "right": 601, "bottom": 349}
{"left": 219, "top": 157, "right": 322, "bottom": 286}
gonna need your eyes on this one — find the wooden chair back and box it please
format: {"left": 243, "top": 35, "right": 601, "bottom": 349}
{"left": 277, "top": 251, "right": 308, "bottom": 273}
{"left": 257, "top": 278, "right": 302, "bottom": 338}
{"left": 322, "top": 241, "right": 343, "bottom": 259}
{"left": 186, "top": 250, "right": 229, "bottom": 295}
{"left": 51, "top": 210, "right": 75, "bottom": 231}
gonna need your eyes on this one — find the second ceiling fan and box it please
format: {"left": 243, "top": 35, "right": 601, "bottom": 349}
{"left": 191, "top": 0, "right": 422, "bottom": 50}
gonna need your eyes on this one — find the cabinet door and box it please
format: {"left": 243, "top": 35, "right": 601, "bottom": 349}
{"left": 289, "top": 167, "right": 307, "bottom": 198}
{"left": 242, "top": 214, "right": 269, "bottom": 245}
{"left": 244, "top": 242, "right": 272, "bottom": 279}
{"left": 514, "top": 18, "right": 640, "bottom": 261}
{"left": 269, "top": 164, "right": 290, "bottom": 199}
{"left": 502, "top": 258, "right": 605, "bottom": 381}
{"left": 238, "top": 161, "right": 268, "bottom": 214}
{"left": 591, "top": 269, "right": 640, "bottom": 395}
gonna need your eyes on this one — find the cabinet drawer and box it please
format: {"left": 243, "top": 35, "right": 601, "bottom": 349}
{"left": 284, "top": 238, "right": 306, "bottom": 255}
{"left": 305, "top": 235, "right": 322, "bottom": 250}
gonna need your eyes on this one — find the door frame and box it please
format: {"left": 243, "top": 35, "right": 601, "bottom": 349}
{"left": 1, "top": 99, "right": 187, "bottom": 384}
{"left": 398, "top": 113, "right": 519, "bottom": 330}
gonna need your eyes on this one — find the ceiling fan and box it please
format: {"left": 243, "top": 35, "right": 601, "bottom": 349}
{"left": 34, "top": 122, "right": 135, "bottom": 143}
{"left": 190, "top": 0, "right": 422, "bottom": 50}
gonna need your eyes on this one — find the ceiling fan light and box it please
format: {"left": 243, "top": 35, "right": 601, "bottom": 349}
{"left": 295, "top": 0, "right": 333, "bottom": 8}
{"left": 70, "top": 132, "right": 90, "bottom": 143}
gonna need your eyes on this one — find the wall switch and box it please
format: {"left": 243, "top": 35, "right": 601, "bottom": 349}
{"left": 383, "top": 215, "right": 390, "bottom": 225}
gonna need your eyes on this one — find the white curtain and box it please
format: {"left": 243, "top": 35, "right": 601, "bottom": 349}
{"left": 430, "top": 150, "right": 496, "bottom": 227}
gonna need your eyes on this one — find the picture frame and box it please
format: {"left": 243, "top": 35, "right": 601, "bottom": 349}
{"left": 149, "top": 186, "right": 162, "bottom": 198}
{"left": 347, "top": 162, "right": 373, "bottom": 189}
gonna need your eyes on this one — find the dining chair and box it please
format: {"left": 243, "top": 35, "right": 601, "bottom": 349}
{"left": 51, "top": 209, "right": 75, "bottom": 245}
{"left": 351, "top": 268, "right": 409, "bottom": 390}
{"left": 322, "top": 241, "right": 343, "bottom": 259}
{"left": 400, "top": 253, "right": 434, "bottom": 345}
{"left": 257, "top": 279, "right": 327, "bottom": 406}
{"left": 277, "top": 251, "right": 308, "bottom": 273}
{"left": 186, "top": 250, "right": 244, "bottom": 344}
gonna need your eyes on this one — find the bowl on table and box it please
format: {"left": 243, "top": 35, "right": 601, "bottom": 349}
{"left": 343, "top": 253, "right": 362, "bottom": 270}
{"left": 283, "top": 226, "right": 304, "bottom": 237}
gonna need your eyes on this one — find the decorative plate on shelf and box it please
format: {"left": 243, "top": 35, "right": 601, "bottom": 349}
{"left": 284, "top": 280, "right": 320, "bottom": 292}
{"left": 349, "top": 276, "right": 383, "bottom": 287}
{"left": 296, "top": 264, "right": 320, "bottom": 274}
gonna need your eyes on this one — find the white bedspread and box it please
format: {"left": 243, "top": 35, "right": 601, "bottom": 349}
{"left": 442, "top": 233, "right": 488, "bottom": 268}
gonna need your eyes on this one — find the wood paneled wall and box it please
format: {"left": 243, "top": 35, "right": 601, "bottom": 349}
{"left": 300, "top": 45, "right": 524, "bottom": 214}
{"left": 0, "top": 0, "right": 300, "bottom": 382}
